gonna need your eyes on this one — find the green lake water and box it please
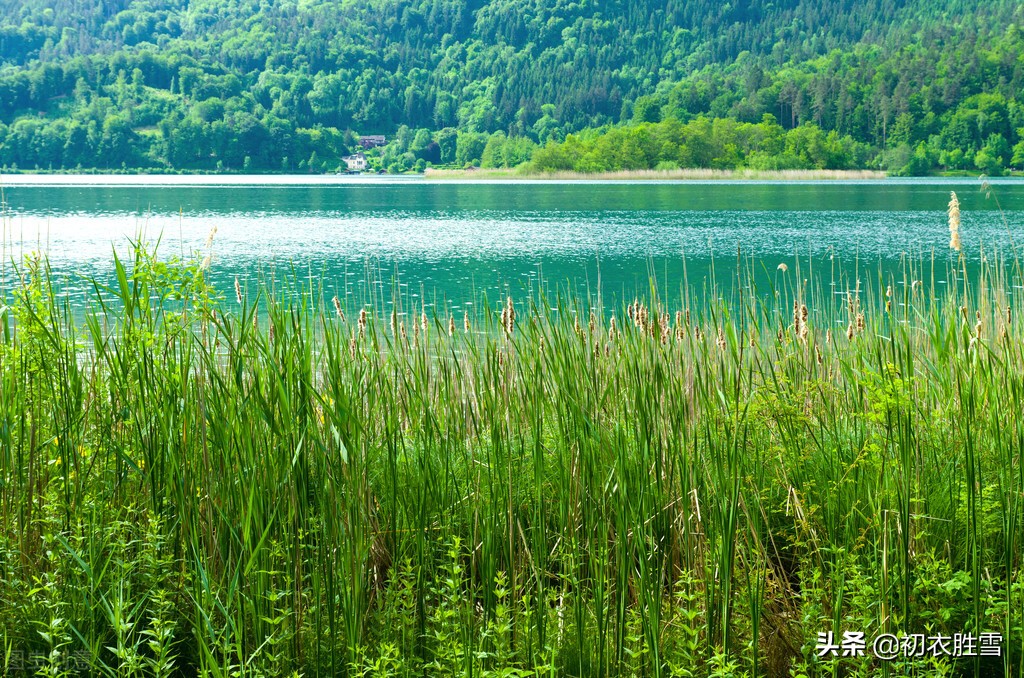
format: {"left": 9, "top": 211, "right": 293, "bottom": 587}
{"left": 2, "top": 176, "right": 1023, "bottom": 312}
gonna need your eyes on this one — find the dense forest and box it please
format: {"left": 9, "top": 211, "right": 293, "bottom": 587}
{"left": 0, "top": 0, "right": 1023, "bottom": 174}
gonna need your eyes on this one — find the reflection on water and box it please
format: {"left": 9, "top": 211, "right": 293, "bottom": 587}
{"left": 1, "top": 178, "right": 1022, "bottom": 308}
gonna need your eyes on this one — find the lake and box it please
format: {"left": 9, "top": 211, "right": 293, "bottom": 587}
{"left": 2, "top": 175, "right": 1023, "bottom": 313}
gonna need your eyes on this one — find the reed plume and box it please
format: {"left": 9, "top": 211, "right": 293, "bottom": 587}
{"left": 203, "top": 225, "right": 218, "bottom": 249}
{"left": 333, "top": 296, "right": 345, "bottom": 321}
{"left": 949, "top": 191, "right": 962, "bottom": 252}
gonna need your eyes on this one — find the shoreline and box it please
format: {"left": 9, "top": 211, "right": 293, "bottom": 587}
{"left": 3, "top": 168, "right": 1020, "bottom": 187}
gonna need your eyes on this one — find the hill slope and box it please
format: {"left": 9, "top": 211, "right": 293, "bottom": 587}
{"left": 0, "top": 0, "right": 1022, "bottom": 172}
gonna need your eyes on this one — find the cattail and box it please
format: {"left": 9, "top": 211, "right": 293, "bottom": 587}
{"left": 948, "top": 191, "right": 962, "bottom": 253}
{"left": 960, "top": 305, "right": 968, "bottom": 322}
{"left": 574, "top": 314, "right": 582, "bottom": 337}
{"left": 793, "top": 301, "right": 801, "bottom": 334}
{"left": 252, "top": 312, "right": 258, "bottom": 333}
{"left": 503, "top": 297, "right": 515, "bottom": 334}
{"left": 675, "top": 310, "right": 684, "bottom": 328}
{"left": 975, "top": 311, "right": 983, "bottom": 339}
{"left": 694, "top": 326, "right": 703, "bottom": 342}
{"left": 856, "top": 313, "right": 865, "bottom": 334}
{"left": 349, "top": 333, "right": 357, "bottom": 358}
{"left": 847, "top": 292, "right": 855, "bottom": 315}
{"left": 390, "top": 309, "right": 397, "bottom": 335}
{"left": 609, "top": 314, "right": 618, "bottom": 341}
{"left": 716, "top": 326, "right": 726, "bottom": 351}
{"left": 815, "top": 345, "right": 823, "bottom": 365}
{"left": 885, "top": 285, "right": 892, "bottom": 313}
{"left": 627, "top": 299, "right": 637, "bottom": 324}
{"left": 333, "top": 296, "right": 345, "bottom": 321}
{"left": 1006, "top": 306, "right": 1012, "bottom": 326}
{"left": 234, "top": 276, "right": 243, "bottom": 305}
{"left": 589, "top": 310, "right": 597, "bottom": 334}
{"left": 448, "top": 314, "right": 455, "bottom": 337}
{"left": 358, "top": 308, "right": 367, "bottom": 337}
{"left": 420, "top": 308, "right": 429, "bottom": 338}
{"left": 846, "top": 322, "right": 854, "bottom": 341}
{"left": 464, "top": 311, "right": 471, "bottom": 333}
{"left": 400, "top": 321, "right": 408, "bottom": 343}
{"left": 660, "top": 313, "right": 671, "bottom": 345}
{"left": 269, "top": 321, "right": 275, "bottom": 344}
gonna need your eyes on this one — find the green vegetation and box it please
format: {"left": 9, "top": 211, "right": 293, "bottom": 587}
{"left": 1, "top": 1, "right": 1023, "bottom": 174}
{"left": 1, "top": 199, "right": 1022, "bottom": 675}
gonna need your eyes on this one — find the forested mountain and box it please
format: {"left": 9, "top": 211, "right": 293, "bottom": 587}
{"left": 1, "top": 0, "right": 1023, "bottom": 173}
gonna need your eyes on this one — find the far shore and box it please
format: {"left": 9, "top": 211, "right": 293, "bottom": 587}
{"left": 424, "top": 167, "right": 889, "bottom": 181}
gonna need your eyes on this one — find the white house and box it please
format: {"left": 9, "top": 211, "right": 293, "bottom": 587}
{"left": 343, "top": 152, "right": 368, "bottom": 171}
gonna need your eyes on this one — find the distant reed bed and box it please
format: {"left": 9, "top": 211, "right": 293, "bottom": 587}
{"left": 0, "top": 194, "right": 1021, "bottom": 677}
{"left": 423, "top": 167, "right": 886, "bottom": 181}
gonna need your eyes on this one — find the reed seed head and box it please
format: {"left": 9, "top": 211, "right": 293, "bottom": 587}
{"left": 948, "top": 191, "right": 962, "bottom": 252}
{"left": 464, "top": 311, "right": 471, "bottom": 333}
{"left": 235, "top": 276, "right": 243, "bottom": 305}
{"left": 333, "top": 295, "right": 345, "bottom": 321}
{"left": 203, "top": 225, "right": 218, "bottom": 249}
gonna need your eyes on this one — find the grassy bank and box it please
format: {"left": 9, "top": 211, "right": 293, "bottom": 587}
{"left": 423, "top": 167, "right": 888, "bottom": 181}
{"left": 0, "top": 231, "right": 1022, "bottom": 676}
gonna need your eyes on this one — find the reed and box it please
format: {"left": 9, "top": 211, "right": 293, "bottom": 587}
{"left": 0, "top": 238, "right": 1021, "bottom": 677}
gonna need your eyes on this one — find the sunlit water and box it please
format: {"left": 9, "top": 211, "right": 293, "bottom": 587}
{"left": 2, "top": 176, "right": 1023, "bottom": 312}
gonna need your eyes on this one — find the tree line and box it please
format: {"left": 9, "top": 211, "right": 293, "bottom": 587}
{"left": 0, "top": 0, "right": 1022, "bottom": 174}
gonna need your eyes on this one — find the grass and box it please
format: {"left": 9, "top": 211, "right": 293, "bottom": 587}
{"left": 422, "top": 167, "right": 887, "bottom": 181}
{"left": 0, "top": 228, "right": 1022, "bottom": 676}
